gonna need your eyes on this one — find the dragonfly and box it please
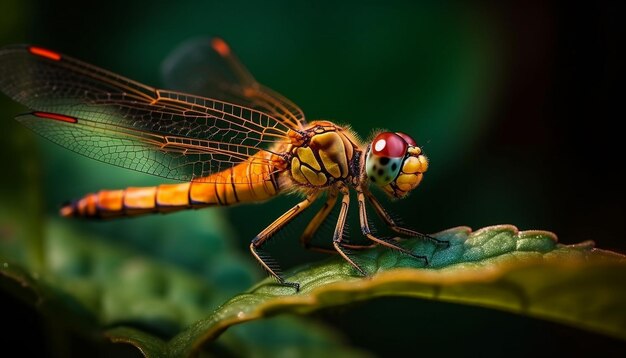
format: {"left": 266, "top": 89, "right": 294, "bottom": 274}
{"left": 0, "top": 38, "right": 446, "bottom": 290}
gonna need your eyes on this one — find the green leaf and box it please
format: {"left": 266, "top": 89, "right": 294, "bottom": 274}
{"left": 106, "top": 316, "right": 372, "bottom": 358}
{"left": 105, "top": 327, "right": 167, "bottom": 357}
{"left": 149, "top": 225, "right": 624, "bottom": 357}
{"left": 40, "top": 219, "right": 246, "bottom": 332}
{"left": 1, "top": 221, "right": 370, "bottom": 357}
{"left": 3, "top": 216, "right": 625, "bottom": 357}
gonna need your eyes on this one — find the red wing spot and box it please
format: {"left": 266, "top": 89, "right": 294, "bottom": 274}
{"left": 211, "top": 38, "right": 231, "bottom": 57}
{"left": 28, "top": 46, "right": 61, "bottom": 61}
{"left": 33, "top": 111, "right": 78, "bottom": 124}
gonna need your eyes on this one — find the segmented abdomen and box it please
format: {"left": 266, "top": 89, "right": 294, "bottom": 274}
{"left": 61, "top": 151, "right": 281, "bottom": 219}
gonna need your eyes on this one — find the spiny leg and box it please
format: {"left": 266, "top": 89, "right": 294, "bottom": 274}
{"left": 250, "top": 192, "right": 320, "bottom": 290}
{"left": 332, "top": 185, "right": 367, "bottom": 276}
{"left": 356, "top": 188, "right": 429, "bottom": 264}
{"left": 299, "top": 189, "right": 339, "bottom": 254}
{"left": 300, "top": 189, "right": 377, "bottom": 254}
{"left": 364, "top": 190, "right": 449, "bottom": 248}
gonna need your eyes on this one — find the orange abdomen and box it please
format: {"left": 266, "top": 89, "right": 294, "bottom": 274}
{"left": 61, "top": 152, "right": 282, "bottom": 219}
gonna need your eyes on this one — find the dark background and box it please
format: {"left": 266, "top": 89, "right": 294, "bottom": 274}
{"left": 0, "top": 1, "right": 623, "bottom": 356}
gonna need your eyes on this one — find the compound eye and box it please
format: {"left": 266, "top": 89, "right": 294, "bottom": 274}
{"left": 395, "top": 132, "right": 417, "bottom": 147}
{"left": 371, "top": 132, "right": 408, "bottom": 158}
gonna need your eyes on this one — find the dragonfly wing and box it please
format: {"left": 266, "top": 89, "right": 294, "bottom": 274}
{"left": 0, "top": 45, "right": 290, "bottom": 183}
{"left": 161, "top": 37, "right": 306, "bottom": 130}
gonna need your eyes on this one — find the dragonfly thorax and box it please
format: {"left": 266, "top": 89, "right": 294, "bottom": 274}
{"left": 288, "top": 122, "right": 358, "bottom": 188}
{"left": 366, "top": 132, "right": 428, "bottom": 198}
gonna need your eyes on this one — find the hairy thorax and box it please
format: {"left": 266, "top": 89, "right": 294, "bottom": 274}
{"left": 284, "top": 121, "right": 362, "bottom": 189}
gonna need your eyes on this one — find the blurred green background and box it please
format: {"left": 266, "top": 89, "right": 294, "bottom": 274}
{"left": 0, "top": 0, "right": 623, "bottom": 356}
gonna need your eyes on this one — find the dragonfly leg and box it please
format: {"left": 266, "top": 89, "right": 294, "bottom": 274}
{"left": 250, "top": 192, "right": 320, "bottom": 291}
{"left": 356, "top": 189, "right": 429, "bottom": 264}
{"left": 300, "top": 189, "right": 339, "bottom": 254}
{"left": 364, "top": 190, "right": 449, "bottom": 248}
{"left": 332, "top": 185, "right": 368, "bottom": 276}
{"left": 299, "top": 189, "right": 378, "bottom": 253}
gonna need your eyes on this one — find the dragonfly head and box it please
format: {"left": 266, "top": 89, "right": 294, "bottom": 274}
{"left": 365, "top": 132, "right": 428, "bottom": 198}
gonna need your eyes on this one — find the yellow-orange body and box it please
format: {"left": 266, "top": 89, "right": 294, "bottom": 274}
{"left": 62, "top": 121, "right": 362, "bottom": 218}
{"left": 0, "top": 39, "right": 441, "bottom": 290}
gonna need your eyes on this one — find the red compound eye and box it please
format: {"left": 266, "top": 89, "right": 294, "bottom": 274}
{"left": 371, "top": 132, "right": 408, "bottom": 158}
{"left": 395, "top": 132, "right": 417, "bottom": 146}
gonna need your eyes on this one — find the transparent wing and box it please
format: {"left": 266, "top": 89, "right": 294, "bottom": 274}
{"left": 161, "top": 37, "right": 306, "bottom": 130}
{"left": 0, "top": 45, "right": 291, "bottom": 183}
